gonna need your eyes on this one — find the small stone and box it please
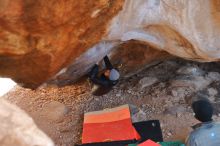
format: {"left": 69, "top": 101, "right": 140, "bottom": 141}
{"left": 167, "top": 132, "right": 172, "bottom": 136}
{"left": 209, "top": 96, "right": 216, "bottom": 102}
{"left": 171, "top": 76, "right": 211, "bottom": 91}
{"left": 206, "top": 72, "right": 220, "bottom": 82}
{"left": 213, "top": 115, "right": 218, "bottom": 120}
{"left": 131, "top": 109, "right": 147, "bottom": 123}
{"left": 208, "top": 88, "right": 218, "bottom": 96}
{"left": 159, "top": 82, "right": 166, "bottom": 88}
{"left": 95, "top": 97, "right": 101, "bottom": 101}
{"left": 139, "top": 77, "right": 158, "bottom": 89}
{"left": 164, "top": 105, "right": 186, "bottom": 115}
{"left": 176, "top": 113, "right": 181, "bottom": 118}
{"left": 40, "top": 101, "right": 69, "bottom": 122}
{"left": 116, "top": 93, "right": 121, "bottom": 97}
{"left": 171, "top": 90, "right": 178, "bottom": 97}
{"left": 170, "top": 88, "right": 187, "bottom": 99}
{"left": 177, "top": 66, "right": 204, "bottom": 76}
{"left": 165, "top": 100, "right": 172, "bottom": 107}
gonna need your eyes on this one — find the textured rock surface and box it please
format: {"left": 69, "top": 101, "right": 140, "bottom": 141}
{"left": 109, "top": 41, "right": 171, "bottom": 78}
{"left": 0, "top": 99, "right": 54, "bottom": 146}
{"left": 108, "top": 0, "right": 220, "bottom": 61}
{"left": 50, "top": 40, "right": 171, "bottom": 86}
{"left": 0, "top": 0, "right": 124, "bottom": 88}
{"left": 1, "top": 0, "right": 220, "bottom": 87}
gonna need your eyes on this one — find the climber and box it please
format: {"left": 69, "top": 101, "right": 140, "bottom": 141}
{"left": 88, "top": 55, "right": 120, "bottom": 96}
{"left": 186, "top": 99, "right": 220, "bottom": 146}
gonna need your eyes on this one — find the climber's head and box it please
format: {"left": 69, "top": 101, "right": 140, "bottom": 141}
{"left": 192, "top": 99, "right": 213, "bottom": 122}
{"left": 109, "top": 69, "right": 120, "bottom": 81}
{"left": 104, "top": 69, "right": 120, "bottom": 81}
{"left": 104, "top": 70, "right": 110, "bottom": 78}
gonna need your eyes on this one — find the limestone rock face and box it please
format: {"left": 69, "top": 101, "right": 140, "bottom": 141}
{"left": 1, "top": 0, "right": 220, "bottom": 87}
{"left": 0, "top": 99, "right": 54, "bottom": 146}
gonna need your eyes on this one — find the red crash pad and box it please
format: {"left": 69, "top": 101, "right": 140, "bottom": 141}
{"left": 82, "top": 105, "right": 140, "bottom": 144}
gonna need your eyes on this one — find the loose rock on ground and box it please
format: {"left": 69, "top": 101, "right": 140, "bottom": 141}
{"left": 2, "top": 58, "right": 220, "bottom": 146}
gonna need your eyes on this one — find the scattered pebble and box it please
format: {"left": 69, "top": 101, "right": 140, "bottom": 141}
{"left": 208, "top": 88, "right": 218, "bottom": 96}
{"left": 167, "top": 132, "right": 172, "bottom": 136}
{"left": 139, "top": 77, "right": 158, "bottom": 89}
{"left": 116, "top": 93, "right": 121, "bottom": 97}
{"left": 207, "top": 72, "right": 220, "bottom": 82}
{"left": 4, "top": 59, "right": 220, "bottom": 145}
{"left": 177, "top": 66, "right": 204, "bottom": 76}
{"left": 171, "top": 90, "right": 178, "bottom": 97}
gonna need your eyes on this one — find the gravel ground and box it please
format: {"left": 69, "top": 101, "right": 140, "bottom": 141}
{"left": 3, "top": 58, "right": 220, "bottom": 146}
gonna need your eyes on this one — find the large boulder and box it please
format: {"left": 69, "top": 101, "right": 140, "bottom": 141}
{"left": 1, "top": 0, "right": 220, "bottom": 88}
{"left": 50, "top": 40, "right": 171, "bottom": 86}
{"left": 0, "top": 99, "right": 54, "bottom": 146}
{"left": 0, "top": 0, "right": 124, "bottom": 88}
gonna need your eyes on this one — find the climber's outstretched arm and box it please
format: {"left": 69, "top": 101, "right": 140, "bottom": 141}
{"left": 103, "top": 55, "right": 113, "bottom": 70}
